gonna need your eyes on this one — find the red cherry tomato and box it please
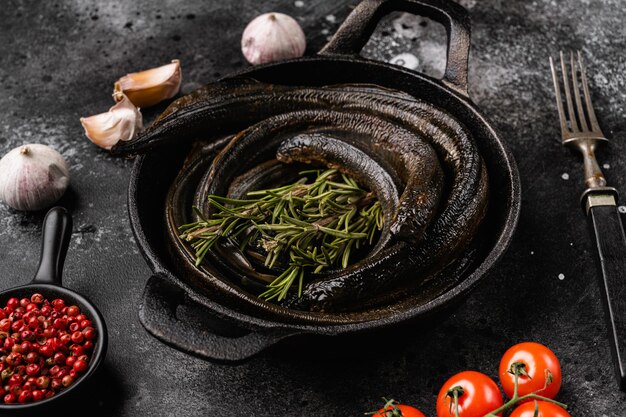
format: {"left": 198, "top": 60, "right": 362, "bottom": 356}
{"left": 510, "top": 401, "right": 571, "bottom": 417}
{"left": 436, "top": 371, "right": 504, "bottom": 417}
{"left": 499, "top": 342, "right": 562, "bottom": 400}
{"left": 372, "top": 403, "right": 426, "bottom": 417}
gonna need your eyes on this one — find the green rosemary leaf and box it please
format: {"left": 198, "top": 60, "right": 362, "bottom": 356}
{"left": 208, "top": 195, "right": 262, "bottom": 205}
{"left": 342, "top": 240, "right": 354, "bottom": 268}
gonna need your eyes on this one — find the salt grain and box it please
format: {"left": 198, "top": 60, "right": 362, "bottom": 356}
{"left": 619, "top": 206, "right": 626, "bottom": 214}
{"left": 561, "top": 173, "right": 569, "bottom": 180}
{"left": 294, "top": 0, "right": 304, "bottom": 7}
{"left": 558, "top": 273, "right": 565, "bottom": 281}
{"left": 603, "top": 163, "right": 610, "bottom": 169}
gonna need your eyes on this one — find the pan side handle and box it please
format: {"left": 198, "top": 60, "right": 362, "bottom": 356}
{"left": 320, "top": 0, "right": 471, "bottom": 96}
{"left": 138, "top": 273, "right": 301, "bottom": 362}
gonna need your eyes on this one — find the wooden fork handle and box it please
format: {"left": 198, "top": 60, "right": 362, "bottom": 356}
{"left": 586, "top": 190, "right": 626, "bottom": 389}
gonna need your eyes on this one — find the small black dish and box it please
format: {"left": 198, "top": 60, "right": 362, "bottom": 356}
{"left": 0, "top": 207, "right": 108, "bottom": 411}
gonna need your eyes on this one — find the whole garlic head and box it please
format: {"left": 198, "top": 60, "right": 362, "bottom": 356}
{"left": 80, "top": 93, "right": 143, "bottom": 150}
{"left": 0, "top": 144, "right": 70, "bottom": 211}
{"left": 241, "top": 13, "right": 306, "bottom": 65}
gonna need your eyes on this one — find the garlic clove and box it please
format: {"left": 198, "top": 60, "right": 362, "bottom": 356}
{"left": 80, "top": 93, "right": 143, "bottom": 150}
{"left": 241, "top": 13, "right": 306, "bottom": 65}
{"left": 113, "top": 60, "right": 182, "bottom": 108}
{"left": 0, "top": 144, "right": 70, "bottom": 212}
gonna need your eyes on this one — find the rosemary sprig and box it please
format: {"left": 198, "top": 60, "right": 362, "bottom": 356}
{"left": 178, "top": 169, "right": 383, "bottom": 302}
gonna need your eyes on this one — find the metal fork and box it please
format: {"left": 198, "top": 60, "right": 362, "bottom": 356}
{"left": 550, "top": 51, "right": 609, "bottom": 190}
{"left": 550, "top": 51, "right": 626, "bottom": 390}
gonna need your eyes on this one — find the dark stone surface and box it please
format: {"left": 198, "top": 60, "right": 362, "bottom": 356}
{"left": 1, "top": 0, "right": 625, "bottom": 415}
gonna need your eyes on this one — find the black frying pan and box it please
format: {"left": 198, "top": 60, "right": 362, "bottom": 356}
{"left": 129, "top": 0, "right": 521, "bottom": 361}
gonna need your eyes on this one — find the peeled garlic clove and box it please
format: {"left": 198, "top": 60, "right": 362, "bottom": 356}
{"left": 0, "top": 144, "right": 70, "bottom": 211}
{"left": 241, "top": 13, "right": 306, "bottom": 65}
{"left": 113, "top": 60, "right": 182, "bottom": 108}
{"left": 80, "top": 93, "right": 143, "bottom": 150}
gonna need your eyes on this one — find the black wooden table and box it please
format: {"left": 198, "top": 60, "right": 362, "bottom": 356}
{"left": 1, "top": 0, "right": 625, "bottom": 415}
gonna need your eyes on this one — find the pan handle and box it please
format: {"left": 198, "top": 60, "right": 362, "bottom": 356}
{"left": 319, "top": 0, "right": 471, "bottom": 96}
{"left": 138, "top": 273, "right": 301, "bottom": 362}
{"left": 32, "top": 207, "right": 73, "bottom": 285}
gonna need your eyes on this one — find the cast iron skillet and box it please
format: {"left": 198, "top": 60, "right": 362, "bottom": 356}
{"left": 0, "top": 207, "right": 107, "bottom": 411}
{"left": 129, "top": 0, "right": 521, "bottom": 361}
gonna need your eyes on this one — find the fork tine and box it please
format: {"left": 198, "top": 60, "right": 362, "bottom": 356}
{"left": 560, "top": 51, "right": 579, "bottom": 132}
{"left": 570, "top": 51, "right": 589, "bottom": 131}
{"left": 578, "top": 51, "right": 602, "bottom": 133}
{"left": 550, "top": 56, "right": 570, "bottom": 137}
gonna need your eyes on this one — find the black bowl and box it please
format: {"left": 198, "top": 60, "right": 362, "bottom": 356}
{"left": 0, "top": 207, "right": 108, "bottom": 412}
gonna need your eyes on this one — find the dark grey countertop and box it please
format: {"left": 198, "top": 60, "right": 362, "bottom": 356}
{"left": 1, "top": 0, "right": 626, "bottom": 415}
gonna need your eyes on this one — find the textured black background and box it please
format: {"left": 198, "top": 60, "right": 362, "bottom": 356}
{"left": 1, "top": 0, "right": 626, "bottom": 415}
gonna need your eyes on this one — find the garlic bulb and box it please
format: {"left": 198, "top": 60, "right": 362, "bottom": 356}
{"left": 80, "top": 93, "right": 143, "bottom": 150}
{"left": 241, "top": 13, "right": 306, "bottom": 65}
{"left": 0, "top": 144, "right": 70, "bottom": 211}
{"left": 114, "top": 60, "right": 182, "bottom": 108}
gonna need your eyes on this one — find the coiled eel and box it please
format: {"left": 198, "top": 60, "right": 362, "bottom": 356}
{"left": 114, "top": 79, "right": 489, "bottom": 312}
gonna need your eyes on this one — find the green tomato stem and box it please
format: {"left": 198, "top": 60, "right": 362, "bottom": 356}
{"left": 447, "top": 386, "right": 464, "bottom": 417}
{"left": 482, "top": 393, "right": 567, "bottom": 416}
{"left": 480, "top": 365, "right": 567, "bottom": 417}
{"left": 453, "top": 390, "right": 461, "bottom": 417}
